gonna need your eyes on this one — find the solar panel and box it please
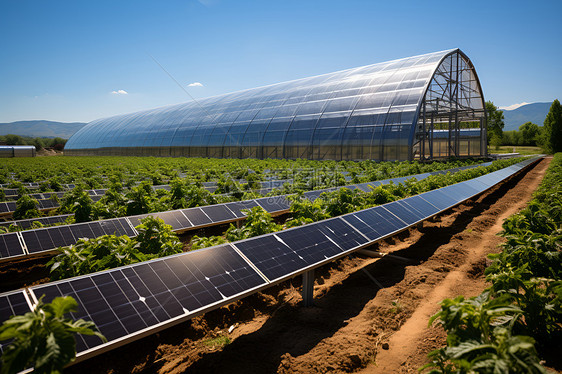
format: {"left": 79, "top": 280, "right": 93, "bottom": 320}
{"left": 29, "top": 243, "right": 267, "bottom": 353}
{"left": 89, "top": 222, "right": 105, "bottom": 238}
{"left": 441, "top": 182, "right": 481, "bottom": 201}
{"left": 236, "top": 220, "right": 353, "bottom": 282}
{"left": 400, "top": 194, "right": 440, "bottom": 218}
{"left": 254, "top": 197, "right": 290, "bottom": 213}
{"left": 224, "top": 200, "right": 259, "bottom": 218}
{"left": 149, "top": 211, "right": 192, "bottom": 231}
{"left": 416, "top": 189, "right": 458, "bottom": 212}
{"left": 46, "top": 227, "right": 69, "bottom": 249}
{"left": 382, "top": 201, "right": 424, "bottom": 226}
{"left": 0, "top": 290, "right": 32, "bottom": 353}
{"left": 301, "top": 191, "right": 323, "bottom": 201}
{"left": 181, "top": 208, "right": 212, "bottom": 226}
{"left": 126, "top": 214, "right": 150, "bottom": 229}
{"left": 200, "top": 204, "right": 237, "bottom": 223}
{"left": 0, "top": 214, "right": 73, "bottom": 230}
{"left": 233, "top": 235, "right": 300, "bottom": 282}
{"left": 116, "top": 218, "right": 136, "bottom": 236}
{"left": 99, "top": 219, "right": 121, "bottom": 236}
{"left": 0, "top": 233, "right": 25, "bottom": 259}
{"left": 58, "top": 225, "right": 78, "bottom": 246}
{"left": 314, "top": 217, "right": 368, "bottom": 252}
{"left": 20, "top": 230, "right": 41, "bottom": 254}
{"left": 1, "top": 160, "right": 539, "bottom": 263}
{"left": 71, "top": 223, "right": 96, "bottom": 240}
{"left": 343, "top": 205, "right": 406, "bottom": 241}
{"left": 461, "top": 178, "right": 489, "bottom": 193}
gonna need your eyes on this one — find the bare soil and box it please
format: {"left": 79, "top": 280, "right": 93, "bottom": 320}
{"left": 5, "top": 158, "right": 554, "bottom": 373}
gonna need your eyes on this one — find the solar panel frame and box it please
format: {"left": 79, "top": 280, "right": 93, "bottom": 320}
{"left": 382, "top": 200, "right": 425, "bottom": 226}
{"left": 181, "top": 207, "right": 212, "bottom": 226}
{"left": 236, "top": 216, "right": 367, "bottom": 283}
{"left": 200, "top": 204, "right": 237, "bottom": 223}
{"left": 0, "top": 233, "right": 26, "bottom": 260}
{"left": 28, "top": 243, "right": 268, "bottom": 357}
{"left": 254, "top": 197, "right": 291, "bottom": 213}
{"left": 0, "top": 289, "right": 33, "bottom": 354}
{"left": 224, "top": 200, "right": 260, "bottom": 218}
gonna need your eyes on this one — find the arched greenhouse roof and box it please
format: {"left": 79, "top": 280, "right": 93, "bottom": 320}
{"left": 65, "top": 48, "right": 487, "bottom": 160}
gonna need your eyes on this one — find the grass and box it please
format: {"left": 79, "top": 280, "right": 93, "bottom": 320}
{"left": 203, "top": 335, "right": 231, "bottom": 348}
{"left": 487, "top": 145, "right": 544, "bottom": 155}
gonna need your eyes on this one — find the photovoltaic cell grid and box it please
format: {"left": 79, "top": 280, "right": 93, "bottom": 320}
{"left": 29, "top": 244, "right": 267, "bottom": 353}
{"left": 0, "top": 290, "right": 32, "bottom": 354}
{"left": 0, "top": 157, "right": 540, "bottom": 361}
{"left": 0, "top": 214, "right": 73, "bottom": 230}
{"left": 0, "top": 159, "right": 532, "bottom": 263}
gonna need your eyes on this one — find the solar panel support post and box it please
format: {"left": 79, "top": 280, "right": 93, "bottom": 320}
{"left": 302, "top": 270, "right": 315, "bottom": 307}
{"left": 417, "top": 221, "right": 423, "bottom": 230}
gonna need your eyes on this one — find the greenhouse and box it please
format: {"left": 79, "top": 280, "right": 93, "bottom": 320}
{"left": 65, "top": 48, "right": 487, "bottom": 161}
{"left": 0, "top": 145, "right": 36, "bottom": 158}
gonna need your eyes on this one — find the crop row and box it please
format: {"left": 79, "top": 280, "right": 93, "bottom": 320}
{"left": 1, "top": 158, "right": 485, "bottom": 227}
{"left": 423, "top": 154, "right": 561, "bottom": 373}
{"left": 48, "top": 157, "right": 525, "bottom": 282}
{"left": 0, "top": 156, "right": 483, "bottom": 193}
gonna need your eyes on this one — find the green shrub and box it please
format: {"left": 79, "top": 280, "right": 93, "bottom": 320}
{"left": 13, "top": 195, "right": 40, "bottom": 220}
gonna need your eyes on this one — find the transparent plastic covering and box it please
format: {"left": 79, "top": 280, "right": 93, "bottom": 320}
{"left": 65, "top": 48, "right": 486, "bottom": 160}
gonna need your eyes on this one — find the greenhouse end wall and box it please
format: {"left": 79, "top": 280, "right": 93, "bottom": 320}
{"left": 65, "top": 48, "right": 487, "bottom": 161}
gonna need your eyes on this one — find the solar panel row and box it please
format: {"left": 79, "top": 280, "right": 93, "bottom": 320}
{"left": 0, "top": 160, "right": 514, "bottom": 263}
{"left": 0, "top": 195, "right": 105, "bottom": 215}
{"left": 0, "top": 214, "right": 73, "bottom": 230}
{"left": 0, "top": 157, "right": 540, "bottom": 364}
{"left": 0, "top": 290, "right": 33, "bottom": 354}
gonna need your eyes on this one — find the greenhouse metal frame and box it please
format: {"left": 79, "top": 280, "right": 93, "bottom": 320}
{"left": 65, "top": 48, "right": 487, "bottom": 161}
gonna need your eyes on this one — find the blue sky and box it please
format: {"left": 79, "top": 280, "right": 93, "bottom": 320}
{"left": 0, "top": 0, "right": 560, "bottom": 123}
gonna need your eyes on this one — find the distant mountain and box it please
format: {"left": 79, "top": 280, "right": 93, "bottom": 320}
{"left": 0, "top": 120, "right": 87, "bottom": 139}
{"left": 501, "top": 102, "right": 551, "bottom": 131}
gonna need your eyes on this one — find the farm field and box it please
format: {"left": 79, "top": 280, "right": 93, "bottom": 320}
{"left": 0, "top": 155, "right": 558, "bottom": 374}
{"left": 1, "top": 156, "right": 486, "bottom": 224}
{"left": 52, "top": 156, "right": 555, "bottom": 374}
{"left": 487, "top": 145, "right": 543, "bottom": 155}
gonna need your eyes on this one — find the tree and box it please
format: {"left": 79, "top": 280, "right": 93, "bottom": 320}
{"left": 519, "top": 122, "right": 540, "bottom": 146}
{"left": 485, "top": 101, "right": 505, "bottom": 144}
{"left": 541, "top": 99, "right": 562, "bottom": 153}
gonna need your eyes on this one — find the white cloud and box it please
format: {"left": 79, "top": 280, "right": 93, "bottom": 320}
{"left": 111, "top": 89, "right": 128, "bottom": 95}
{"left": 187, "top": 82, "right": 204, "bottom": 87}
{"left": 499, "top": 102, "right": 531, "bottom": 111}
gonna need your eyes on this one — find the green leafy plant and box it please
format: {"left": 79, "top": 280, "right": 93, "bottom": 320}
{"left": 133, "top": 216, "right": 183, "bottom": 256}
{"left": 48, "top": 235, "right": 142, "bottom": 280}
{"left": 422, "top": 292, "right": 546, "bottom": 373}
{"left": 48, "top": 216, "right": 183, "bottom": 280}
{"left": 58, "top": 185, "right": 93, "bottom": 223}
{"left": 125, "top": 181, "right": 154, "bottom": 216}
{"left": 226, "top": 207, "right": 281, "bottom": 241}
{"left": 0, "top": 296, "right": 106, "bottom": 374}
{"left": 12, "top": 195, "right": 40, "bottom": 220}
{"left": 190, "top": 235, "right": 228, "bottom": 250}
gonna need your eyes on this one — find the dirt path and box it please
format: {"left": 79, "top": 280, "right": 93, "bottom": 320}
{"left": 66, "top": 158, "right": 551, "bottom": 374}
{"left": 363, "top": 157, "right": 550, "bottom": 373}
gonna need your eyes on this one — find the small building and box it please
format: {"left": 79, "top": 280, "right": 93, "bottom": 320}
{"left": 0, "top": 145, "right": 37, "bottom": 158}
